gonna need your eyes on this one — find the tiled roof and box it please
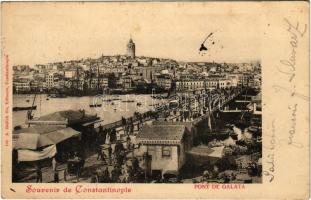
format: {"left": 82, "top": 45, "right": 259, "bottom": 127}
{"left": 137, "top": 124, "right": 186, "bottom": 141}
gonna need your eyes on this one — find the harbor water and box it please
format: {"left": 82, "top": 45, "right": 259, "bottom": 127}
{"left": 13, "top": 94, "right": 166, "bottom": 127}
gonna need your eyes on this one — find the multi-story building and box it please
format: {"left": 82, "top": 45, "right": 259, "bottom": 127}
{"left": 218, "top": 78, "right": 231, "bottom": 89}
{"left": 69, "top": 78, "right": 85, "bottom": 91}
{"left": 64, "top": 70, "right": 76, "bottom": 78}
{"left": 204, "top": 78, "right": 218, "bottom": 90}
{"left": 156, "top": 75, "right": 172, "bottom": 90}
{"left": 13, "top": 79, "right": 31, "bottom": 93}
{"left": 122, "top": 76, "right": 133, "bottom": 89}
{"left": 45, "top": 73, "right": 56, "bottom": 89}
{"left": 176, "top": 79, "right": 205, "bottom": 91}
{"left": 87, "top": 77, "right": 109, "bottom": 89}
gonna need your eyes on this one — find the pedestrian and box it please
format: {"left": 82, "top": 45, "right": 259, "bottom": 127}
{"left": 101, "top": 152, "right": 107, "bottom": 165}
{"left": 122, "top": 117, "right": 126, "bottom": 128}
{"left": 54, "top": 171, "right": 59, "bottom": 183}
{"left": 36, "top": 164, "right": 42, "bottom": 183}
{"left": 108, "top": 144, "right": 112, "bottom": 161}
{"left": 103, "top": 167, "right": 110, "bottom": 183}
{"left": 126, "top": 135, "right": 131, "bottom": 144}
{"left": 103, "top": 128, "right": 107, "bottom": 144}
{"left": 91, "top": 171, "right": 99, "bottom": 183}
{"left": 52, "top": 157, "right": 57, "bottom": 171}
{"left": 130, "top": 124, "right": 134, "bottom": 135}
{"left": 97, "top": 145, "right": 102, "bottom": 160}
{"left": 110, "top": 129, "right": 117, "bottom": 144}
{"left": 98, "top": 125, "right": 104, "bottom": 144}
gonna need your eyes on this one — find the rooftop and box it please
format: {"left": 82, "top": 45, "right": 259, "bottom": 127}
{"left": 27, "top": 110, "right": 99, "bottom": 125}
{"left": 137, "top": 124, "right": 186, "bottom": 143}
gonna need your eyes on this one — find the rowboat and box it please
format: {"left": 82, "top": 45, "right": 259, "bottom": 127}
{"left": 13, "top": 106, "right": 37, "bottom": 112}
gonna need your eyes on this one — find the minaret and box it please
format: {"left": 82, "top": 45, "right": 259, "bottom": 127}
{"left": 127, "top": 37, "right": 136, "bottom": 58}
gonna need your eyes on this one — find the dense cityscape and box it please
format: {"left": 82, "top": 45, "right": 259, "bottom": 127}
{"left": 12, "top": 38, "right": 262, "bottom": 184}
{"left": 13, "top": 38, "right": 261, "bottom": 95}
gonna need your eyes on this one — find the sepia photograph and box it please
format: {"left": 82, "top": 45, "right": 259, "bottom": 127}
{"left": 1, "top": 1, "right": 308, "bottom": 199}
{"left": 9, "top": 3, "right": 262, "bottom": 184}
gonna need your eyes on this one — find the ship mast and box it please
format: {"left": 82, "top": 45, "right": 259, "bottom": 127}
{"left": 27, "top": 93, "right": 37, "bottom": 127}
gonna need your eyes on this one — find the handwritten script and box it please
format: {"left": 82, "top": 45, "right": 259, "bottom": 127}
{"left": 273, "top": 17, "right": 307, "bottom": 149}
{"left": 263, "top": 119, "right": 276, "bottom": 182}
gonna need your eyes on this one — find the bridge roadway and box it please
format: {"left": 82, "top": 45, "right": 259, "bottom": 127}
{"left": 97, "top": 87, "right": 247, "bottom": 133}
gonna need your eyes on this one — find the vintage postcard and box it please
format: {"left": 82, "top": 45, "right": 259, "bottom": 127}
{"left": 1, "top": 1, "right": 309, "bottom": 199}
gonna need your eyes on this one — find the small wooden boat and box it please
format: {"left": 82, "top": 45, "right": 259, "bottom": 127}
{"left": 122, "top": 100, "right": 135, "bottom": 103}
{"left": 14, "top": 125, "right": 22, "bottom": 130}
{"left": 13, "top": 105, "right": 37, "bottom": 111}
{"left": 49, "top": 93, "right": 67, "bottom": 98}
{"left": 89, "top": 104, "right": 102, "bottom": 107}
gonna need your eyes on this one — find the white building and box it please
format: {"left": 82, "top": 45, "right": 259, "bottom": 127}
{"left": 176, "top": 80, "right": 205, "bottom": 91}
{"left": 13, "top": 79, "right": 31, "bottom": 92}
{"left": 64, "top": 70, "right": 76, "bottom": 78}
{"left": 45, "top": 73, "right": 56, "bottom": 89}
{"left": 137, "top": 124, "right": 192, "bottom": 178}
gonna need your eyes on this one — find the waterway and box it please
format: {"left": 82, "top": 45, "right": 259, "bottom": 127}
{"left": 13, "top": 94, "right": 166, "bottom": 127}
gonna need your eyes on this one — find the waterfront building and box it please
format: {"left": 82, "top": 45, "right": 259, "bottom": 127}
{"left": 156, "top": 74, "right": 172, "bottom": 90}
{"left": 45, "top": 73, "right": 56, "bottom": 89}
{"left": 137, "top": 123, "right": 192, "bottom": 177}
{"left": 87, "top": 77, "right": 109, "bottom": 89}
{"left": 175, "top": 79, "right": 205, "bottom": 91}
{"left": 69, "top": 78, "right": 85, "bottom": 91}
{"left": 121, "top": 76, "right": 133, "bottom": 89}
{"left": 13, "top": 79, "right": 31, "bottom": 93}
{"left": 127, "top": 38, "right": 136, "bottom": 58}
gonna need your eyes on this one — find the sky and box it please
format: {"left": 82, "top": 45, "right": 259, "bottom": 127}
{"left": 3, "top": 2, "right": 262, "bottom": 66}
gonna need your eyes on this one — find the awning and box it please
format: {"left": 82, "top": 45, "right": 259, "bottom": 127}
{"left": 14, "top": 127, "right": 81, "bottom": 150}
{"left": 163, "top": 170, "right": 178, "bottom": 176}
{"left": 18, "top": 144, "right": 57, "bottom": 162}
{"left": 82, "top": 119, "right": 104, "bottom": 127}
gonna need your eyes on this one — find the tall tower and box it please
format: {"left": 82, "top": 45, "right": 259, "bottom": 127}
{"left": 127, "top": 37, "right": 136, "bottom": 58}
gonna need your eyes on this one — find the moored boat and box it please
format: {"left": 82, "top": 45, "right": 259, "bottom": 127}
{"left": 89, "top": 104, "right": 102, "bottom": 107}
{"left": 49, "top": 93, "right": 67, "bottom": 98}
{"left": 13, "top": 106, "right": 37, "bottom": 112}
{"left": 122, "top": 100, "right": 135, "bottom": 103}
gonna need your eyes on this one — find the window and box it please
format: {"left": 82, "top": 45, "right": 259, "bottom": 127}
{"left": 147, "top": 146, "right": 156, "bottom": 152}
{"left": 162, "top": 146, "right": 171, "bottom": 157}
